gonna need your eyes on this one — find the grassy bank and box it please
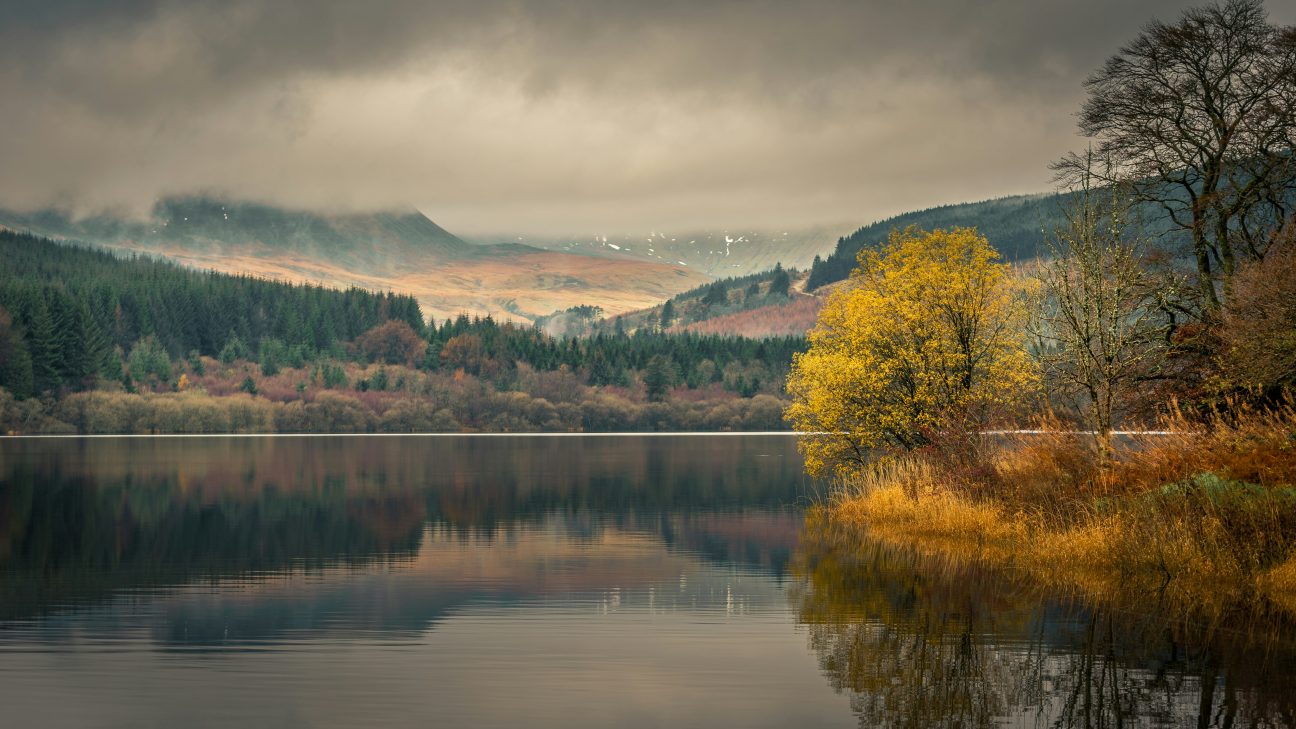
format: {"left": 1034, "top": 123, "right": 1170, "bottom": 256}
{"left": 823, "top": 405, "right": 1296, "bottom": 615}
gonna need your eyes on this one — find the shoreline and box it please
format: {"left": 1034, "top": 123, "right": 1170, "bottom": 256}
{"left": 1, "top": 430, "right": 806, "bottom": 439}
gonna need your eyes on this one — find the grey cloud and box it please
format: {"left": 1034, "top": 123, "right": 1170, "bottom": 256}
{"left": 2, "top": 0, "right": 1291, "bottom": 233}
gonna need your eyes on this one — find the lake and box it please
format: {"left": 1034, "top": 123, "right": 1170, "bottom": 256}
{"left": 1, "top": 435, "right": 1293, "bottom": 728}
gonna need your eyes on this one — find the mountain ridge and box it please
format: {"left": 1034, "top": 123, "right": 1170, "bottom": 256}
{"left": 0, "top": 197, "right": 710, "bottom": 323}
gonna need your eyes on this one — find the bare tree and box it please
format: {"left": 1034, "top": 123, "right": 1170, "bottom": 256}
{"left": 1055, "top": 0, "right": 1296, "bottom": 313}
{"left": 1033, "top": 156, "right": 1176, "bottom": 459}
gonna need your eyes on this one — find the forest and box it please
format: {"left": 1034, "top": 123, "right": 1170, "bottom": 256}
{"left": 0, "top": 231, "right": 803, "bottom": 434}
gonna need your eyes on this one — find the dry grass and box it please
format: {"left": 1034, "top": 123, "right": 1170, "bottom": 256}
{"left": 827, "top": 404, "right": 1296, "bottom": 616}
{"left": 1261, "top": 557, "right": 1296, "bottom": 614}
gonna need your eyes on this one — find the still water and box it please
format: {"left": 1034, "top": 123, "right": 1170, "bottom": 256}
{"left": 0, "top": 435, "right": 1293, "bottom": 728}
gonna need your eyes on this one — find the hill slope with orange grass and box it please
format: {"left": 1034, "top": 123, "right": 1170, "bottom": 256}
{"left": 0, "top": 197, "right": 708, "bottom": 322}
{"left": 677, "top": 295, "right": 824, "bottom": 337}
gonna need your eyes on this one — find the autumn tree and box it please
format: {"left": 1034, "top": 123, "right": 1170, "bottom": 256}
{"left": 785, "top": 227, "right": 1037, "bottom": 477}
{"left": 354, "top": 320, "right": 427, "bottom": 367}
{"left": 440, "top": 333, "right": 486, "bottom": 375}
{"left": 1219, "top": 219, "right": 1296, "bottom": 394}
{"left": 1032, "top": 164, "right": 1174, "bottom": 458}
{"left": 1055, "top": 0, "right": 1296, "bottom": 312}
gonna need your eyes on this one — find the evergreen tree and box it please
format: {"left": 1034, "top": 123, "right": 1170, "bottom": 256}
{"left": 660, "top": 300, "right": 676, "bottom": 329}
{"left": 26, "top": 296, "right": 62, "bottom": 393}
{"left": 643, "top": 354, "right": 678, "bottom": 402}
{"left": 127, "top": 336, "right": 172, "bottom": 389}
{"left": 769, "top": 264, "right": 791, "bottom": 297}
{"left": 0, "top": 307, "right": 34, "bottom": 399}
{"left": 219, "top": 333, "right": 250, "bottom": 364}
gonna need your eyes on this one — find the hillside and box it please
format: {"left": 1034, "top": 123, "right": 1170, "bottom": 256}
{"left": 806, "top": 193, "right": 1073, "bottom": 289}
{"left": 677, "top": 296, "right": 823, "bottom": 338}
{"left": 0, "top": 198, "right": 709, "bottom": 323}
{"left": 0, "top": 229, "right": 422, "bottom": 397}
{"left": 472, "top": 224, "right": 851, "bottom": 278}
{"left": 0, "top": 230, "right": 803, "bottom": 433}
{"left": 548, "top": 266, "right": 821, "bottom": 339}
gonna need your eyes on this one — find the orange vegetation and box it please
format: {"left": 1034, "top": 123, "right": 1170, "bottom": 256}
{"left": 678, "top": 295, "right": 823, "bottom": 337}
{"left": 824, "top": 404, "right": 1296, "bottom": 616}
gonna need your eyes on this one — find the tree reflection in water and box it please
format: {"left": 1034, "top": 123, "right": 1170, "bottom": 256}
{"left": 791, "top": 509, "right": 1296, "bottom": 728}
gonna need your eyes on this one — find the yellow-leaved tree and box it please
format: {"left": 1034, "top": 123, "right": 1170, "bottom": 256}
{"left": 785, "top": 227, "right": 1037, "bottom": 477}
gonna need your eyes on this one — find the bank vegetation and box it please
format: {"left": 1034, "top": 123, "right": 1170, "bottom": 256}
{"left": 788, "top": 0, "right": 1296, "bottom": 613}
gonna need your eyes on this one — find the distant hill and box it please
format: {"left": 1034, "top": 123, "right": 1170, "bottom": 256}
{"left": 554, "top": 266, "right": 818, "bottom": 339}
{"left": 805, "top": 190, "right": 1190, "bottom": 290}
{"left": 805, "top": 193, "right": 1073, "bottom": 290}
{"left": 0, "top": 198, "right": 710, "bottom": 323}
{"left": 471, "top": 224, "right": 851, "bottom": 278}
{"left": 0, "top": 197, "right": 476, "bottom": 274}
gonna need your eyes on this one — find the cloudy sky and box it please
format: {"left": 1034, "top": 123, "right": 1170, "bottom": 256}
{"left": 3, "top": 0, "right": 1292, "bottom": 235}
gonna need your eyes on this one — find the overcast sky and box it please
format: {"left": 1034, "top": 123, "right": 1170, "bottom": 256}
{"left": 2, "top": 0, "right": 1292, "bottom": 235}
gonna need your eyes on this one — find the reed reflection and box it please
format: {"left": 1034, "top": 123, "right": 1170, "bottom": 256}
{"left": 791, "top": 510, "right": 1296, "bottom": 729}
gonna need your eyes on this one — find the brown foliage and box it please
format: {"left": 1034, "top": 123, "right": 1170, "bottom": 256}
{"left": 439, "top": 334, "right": 486, "bottom": 375}
{"left": 1220, "top": 222, "right": 1296, "bottom": 394}
{"left": 353, "top": 320, "right": 427, "bottom": 367}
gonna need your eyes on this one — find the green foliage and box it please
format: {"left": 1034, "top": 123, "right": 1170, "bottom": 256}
{"left": 769, "top": 264, "right": 791, "bottom": 297}
{"left": 643, "top": 354, "right": 678, "bottom": 402}
{"left": 0, "top": 230, "right": 423, "bottom": 388}
{"left": 660, "top": 299, "right": 675, "bottom": 328}
{"left": 807, "top": 194, "right": 1073, "bottom": 290}
{"left": 702, "top": 282, "right": 729, "bottom": 306}
{"left": 259, "top": 338, "right": 286, "bottom": 377}
{"left": 127, "top": 336, "right": 172, "bottom": 389}
{"left": 0, "top": 306, "right": 34, "bottom": 399}
{"left": 219, "top": 333, "right": 250, "bottom": 364}
{"left": 321, "top": 363, "right": 348, "bottom": 389}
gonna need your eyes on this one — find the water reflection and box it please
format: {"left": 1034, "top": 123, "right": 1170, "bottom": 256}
{"left": 0, "top": 436, "right": 808, "bottom": 622}
{"left": 6, "top": 436, "right": 1295, "bottom": 728}
{"left": 0, "top": 436, "right": 857, "bottom": 729}
{"left": 791, "top": 511, "right": 1296, "bottom": 728}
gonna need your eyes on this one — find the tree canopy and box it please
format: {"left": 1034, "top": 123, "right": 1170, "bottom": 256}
{"left": 786, "top": 227, "right": 1037, "bottom": 476}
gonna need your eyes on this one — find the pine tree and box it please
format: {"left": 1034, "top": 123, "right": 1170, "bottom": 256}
{"left": 0, "top": 307, "right": 34, "bottom": 399}
{"left": 769, "top": 264, "right": 791, "bottom": 297}
{"left": 26, "top": 296, "right": 62, "bottom": 393}
{"left": 660, "top": 300, "right": 676, "bottom": 329}
{"left": 643, "top": 354, "right": 677, "bottom": 402}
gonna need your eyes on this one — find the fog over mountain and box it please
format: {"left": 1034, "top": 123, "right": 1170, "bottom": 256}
{"left": 6, "top": 0, "right": 1290, "bottom": 234}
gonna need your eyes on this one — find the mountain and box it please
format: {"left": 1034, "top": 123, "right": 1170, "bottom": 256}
{"left": 470, "top": 224, "right": 852, "bottom": 278}
{"left": 0, "top": 198, "right": 709, "bottom": 323}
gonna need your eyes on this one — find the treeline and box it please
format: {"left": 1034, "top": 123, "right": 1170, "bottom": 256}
{"left": 428, "top": 314, "right": 802, "bottom": 396}
{"left": 0, "top": 230, "right": 423, "bottom": 398}
{"left": 1, "top": 232, "right": 805, "bottom": 433}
